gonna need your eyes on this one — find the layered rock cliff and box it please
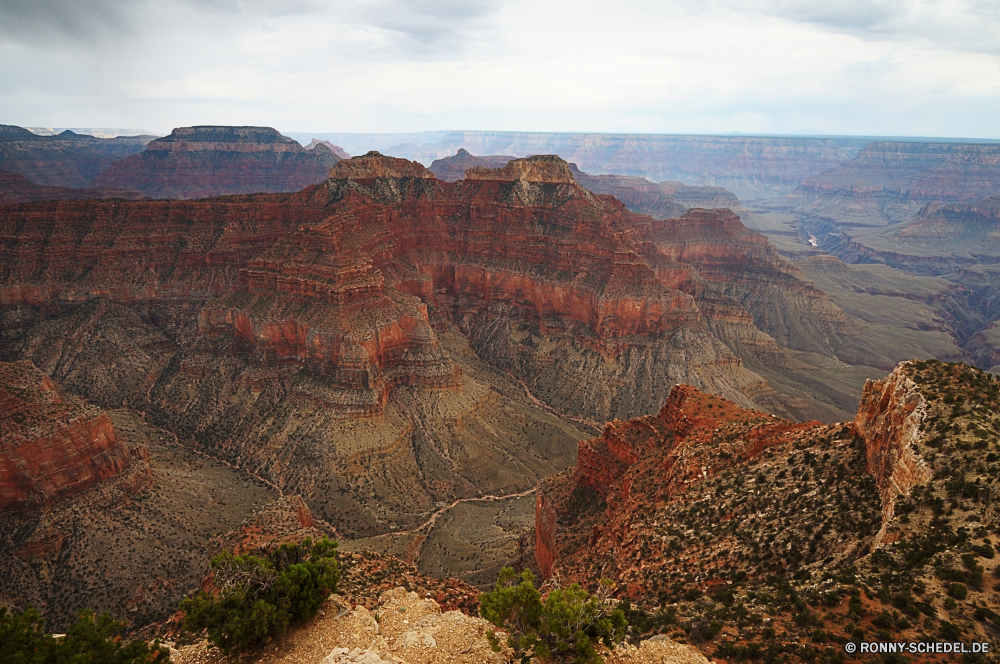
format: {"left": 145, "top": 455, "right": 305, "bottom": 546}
{"left": 0, "top": 125, "right": 152, "bottom": 188}
{"left": 92, "top": 126, "right": 341, "bottom": 199}
{"left": 0, "top": 360, "right": 150, "bottom": 511}
{"left": 0, "top": 170, "right": 145, "bottom": 204}
{"left": 317, "top": 131, "right": 868, "bottom": 200}
{"left": 852, "top": 362, "right": 932, "bottom": 545}
{"left": 791, "top": 142, "right": 1000, "bottom": 235}
{"left": 1, "top": 152, "right": 874, "bottom": 543}
{"left": 532, "top": 359, "right": 1000, "bottom": 657}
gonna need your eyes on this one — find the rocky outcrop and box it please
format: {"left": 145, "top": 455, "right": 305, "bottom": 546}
{"left": 0, "top": 170, "right": 145, "bottom": 204}
{"left": 536, "top": 384, "right": 827, "bottom": 580}
{"left": 92, "top": 126, "right": 341, "bottom": 199}
{"left": 429, "top": 149, "right": 514, "bottom": 182}
{"left": 0, "top": 360, "right": 150, "bottom": 511}
{"left": 339, "top": 131, "right": 868, "bottom": 200}
{"left": 305, "top": 139, "right": 351, "bottom": 160}
{"left": 852, "top": 361, "right": 932, "bottom": 546}
{"left": 210, "top": 495, "right": 327, "bottom": 555}
{"left": 0, "top": 125, "right": 152, "bottom": 188}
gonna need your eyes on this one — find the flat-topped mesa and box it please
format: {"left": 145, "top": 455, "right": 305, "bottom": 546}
{"left": 146, "top": 125, "right": 304, "bottom": 152}
{"left": 464, "top": 154, "right": 576, "bottom": 184}
{"left": 327, "top": 151, "right": 436, "bottom": 181}
{"left": 93, "top": 125, "right": 340, "bottom": 199}
{"left": 0, "top": 360, "right": 151, "bottom": 512}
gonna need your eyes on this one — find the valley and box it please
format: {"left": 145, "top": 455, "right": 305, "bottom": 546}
{"left": 5, "top": 124, "right": 1000, "bottom": 663}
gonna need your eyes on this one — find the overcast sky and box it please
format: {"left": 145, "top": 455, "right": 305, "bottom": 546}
{"left": 1, "top": 0, "right": 998, "bottom": 138}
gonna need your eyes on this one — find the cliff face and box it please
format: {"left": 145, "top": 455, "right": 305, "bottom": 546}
{"left": 792, "top": 142, "right": 1000, "bottom": 233}
{"left": 535, "top": 384, "right": 829, "bottom": 579}
{"left": 853, "top": 362, "right": 933, "bottom": 546}
{"left": 429, "top": 149, "right": 514, "bottom": 182}
{"left": 1, "top": 152, "right": 871, "bottom": 542}
{"left": 0, "top": 170, "right": 145, "bottom": 204}
{"left": 330, "top": 131, "right": 868, "bottom": 200}
{"left": 839, "top": 196, "right": 1000, "bottom": 276}
{"left": 0, "top": 360, "right": 150, "bottom": 511}
{"left": 92, "top": 126, "right": 341, "bottom": 199}
{"left": 532, "top": 359, "right": 1000, "bottom": 661}
{"left": 0, "top": 125, "right": 152, "bottom": 188}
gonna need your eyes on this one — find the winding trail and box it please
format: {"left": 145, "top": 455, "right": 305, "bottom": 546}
{"left": 385, "top": 486, "right": 540, "bottom": 566}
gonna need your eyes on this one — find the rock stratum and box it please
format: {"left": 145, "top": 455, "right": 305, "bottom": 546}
{"left": 536, "top": 359, "right": 1000, "bottom": 658}
{"left": 92, "top": 126, "right": 342, "bottom": 199}
{"left": 0, "top": 124, "right": 153, "bottom": 189}
{"left": 790, "top": 142, "right": 1000, "bottom": 243}
{"left": 304, "top": 131, "right": 871, "bottom": 200}
{"left": 0, "top": 360, "right": 150, "bottom": 512}
{"left": 0, "top": 170, "right": 145, "bottom": 205}
{"left": 1, "top": 152, "right": 880, "bottom": 549}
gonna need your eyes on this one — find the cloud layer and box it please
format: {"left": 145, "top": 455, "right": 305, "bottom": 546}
{"left": 1, "top": 0, "right": 998, "bottom": 137}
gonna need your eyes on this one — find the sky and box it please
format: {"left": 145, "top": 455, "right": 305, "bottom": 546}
{"left": 1, "top": 0, "right": 999, "bottom": 138}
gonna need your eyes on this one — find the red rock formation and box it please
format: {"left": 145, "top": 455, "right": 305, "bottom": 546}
{"left": 536, "top": 384, "right": 823, "bottom": 578}
{"left": 0, "top": 125, "right": 151, "bottom": 188}
{"left": 0, "top": 170, "right": 145, "bottom": 204}
{"left": 0, "top": 360, "right": 150, "bottom": 511}
{"left": 853, "top": 361, "right": 932, "bottom": 546}
{"left": 1, "top": 151, "right": 856, "bottom": 423}
{"left": 429, "top": 149, "right": 514, "bottom": 182}
{"left": 93, "top": 126, "right": 341, "bottom": 199}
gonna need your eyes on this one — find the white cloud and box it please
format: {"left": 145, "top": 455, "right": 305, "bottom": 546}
{"left": 0, "top": 0, "right": 997, "bottom": 137}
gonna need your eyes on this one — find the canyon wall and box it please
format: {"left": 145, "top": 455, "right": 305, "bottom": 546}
{"left": 0, "top": 360, "right": 150, "bottom": 511}
{"left": 92, "top": 126, "right": 341, "bottom": 199}
{"left": 296, "top": 131, "right": 869, "bottom": 200}
{"left": 0, "top": 125, "right": 151, "bottom": 188}
{"left": 852, "top": 362, "right": 932, "bottom": 546}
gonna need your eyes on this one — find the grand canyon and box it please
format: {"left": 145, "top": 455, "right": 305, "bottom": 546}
{"left": 3, "top": 122, "right": 1000, "bottom": 663}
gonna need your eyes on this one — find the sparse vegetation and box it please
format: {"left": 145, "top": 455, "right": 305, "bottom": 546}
{"left": 0, "top": 605, "right": 170, "bottom": 662}
{"left": 178, "top": 537, "right": 340, "bottom": 654}
{"left": 479, "top": 568, "right": 627, "bottom": 664}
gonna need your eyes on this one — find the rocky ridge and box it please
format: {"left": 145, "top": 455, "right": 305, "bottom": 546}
{"left": 0, "top": 360, "right": 150, "bottom": 511}
{"left": 92, "top": 126, "right": 342, "bottom": 199}
{"left": 0, "top": 124, "right": 152, "bottom": 188}
{"left": 535, "top": 359, "right": 1000, "bottom": 660}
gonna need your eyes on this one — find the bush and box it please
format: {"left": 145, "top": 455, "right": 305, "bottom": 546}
{"left": 479, "top": 568, "right": 627, "bottom": 664}
{"left": 0, "top": 605, "right": 170, "bottom": 663}
{"left": 179, "top": 537, "right": 339, "bottom": 654}
{"left": 947, "top": 583, "right": 968, "bottom": 600}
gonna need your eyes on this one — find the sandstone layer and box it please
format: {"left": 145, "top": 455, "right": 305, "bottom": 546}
{"left": 0, "top": 124, "right": 152, "bottom": 188}
{"left": 0, "top": 170, "right": 145, "bottom": 204}
{"left": 93, "top": 126, "right": 341, "bottom": 199}
{"left": 0, "top": 360, "right": 149, "bottom": 511}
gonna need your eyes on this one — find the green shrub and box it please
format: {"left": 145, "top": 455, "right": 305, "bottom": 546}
{"left": 0, "top": 605, "right": 170, "bottom": 663}
{"left": 947, "top": 583, "right": 968, "bottom": 600}
{"left": 479, "top": 568, "right": 627, "bottom": 664}
{"left": 179, "top": 537, "right": 339, "bottom": 654}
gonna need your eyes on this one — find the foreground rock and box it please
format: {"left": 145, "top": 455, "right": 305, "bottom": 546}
{"left": 537, "top": 359, "right": 1000, "bottom": 659}
{"left": 171, "top": 586, "right": 707, "bottom": 664}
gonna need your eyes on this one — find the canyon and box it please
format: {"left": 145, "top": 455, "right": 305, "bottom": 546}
{"left": 7, "top": 126, "right": 1000, "bottom": 660}
{"left": 93, "top": 126, "right": 342, "bottom": 199}
{"left": 0, "top": 124, "right": 152, "bottom": 189}
{"left": 294, "top": 131, "right": 871, "bottom": 201}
